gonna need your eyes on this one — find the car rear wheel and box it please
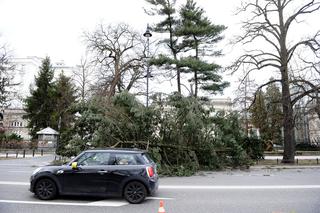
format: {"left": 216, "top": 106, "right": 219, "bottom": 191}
{"left": 123, "top": 181, "right": 147, "bottom": 204}
{"left": 35, "top": 178, "right": 57, "bottom": 200}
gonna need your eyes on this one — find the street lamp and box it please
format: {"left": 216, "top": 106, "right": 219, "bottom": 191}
{"left": 143, "top": 24, "right": 152, "bottom": 107}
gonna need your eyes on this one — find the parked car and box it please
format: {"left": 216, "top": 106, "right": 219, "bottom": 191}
{"left": 30, "top": 148, "right": 158, "bottom": 204}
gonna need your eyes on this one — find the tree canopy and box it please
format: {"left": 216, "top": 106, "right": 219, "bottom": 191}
{"left": 146, "top": 0, "right": 229, "bottom": 97}
{"left": 232, "top": 0, "right": 320, "bottom": 163}
{"left": 24, "top": 57, "right": 56, "bottom": 139}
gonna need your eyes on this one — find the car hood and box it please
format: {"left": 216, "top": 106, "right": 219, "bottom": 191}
{"left": 38, "top": 165, "right": 69, "bottom": 173}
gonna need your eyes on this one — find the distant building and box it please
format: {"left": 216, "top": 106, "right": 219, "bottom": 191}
{"left": 2, "top": 108, "right": 30, "bottom": 140}
{"left": 159, "top": 96, "right": 233, "bottom": 113}
{"left": 294, "top": 104, "right": 310, "bottom": 144}
{"left": 309, "top": 112, "right": 320, "bottom": 143}
{"left": 294, "top": 100, "right": 320, "bottom": 144}
{"left": 37, "top": 127, "right": 59, "bottom": 150}
{"left": 11, "top": 56, "right": 43, "bottom": 101}
{"left": 209, "top": 97, "right": 233, "bottom": 112}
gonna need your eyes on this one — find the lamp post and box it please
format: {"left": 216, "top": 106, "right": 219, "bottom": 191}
{"left": 143, "top": 25, "right": 152, "bottom": 107}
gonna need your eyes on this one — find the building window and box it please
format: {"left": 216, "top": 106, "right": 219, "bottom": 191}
{"left": 10, "top": 121, "right": 23, "bottom": 127}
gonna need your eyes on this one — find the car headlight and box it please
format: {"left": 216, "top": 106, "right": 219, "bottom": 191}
{"left": 32, "top": 167, "right": 42, "bottom": 175}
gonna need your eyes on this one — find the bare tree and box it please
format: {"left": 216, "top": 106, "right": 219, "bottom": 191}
{"left": 291, "top": 58, "right": 320, "bottom": 120}
{"left": 85, "top": 23, "right": 147, "bottom": 99}
{"left": 72, "top": 55, "right": 94, "bottom": 101}
{"left": 234, "top": 69, "right": 257, "bottom": 136}
{"left": 231, "top": 0, "right": 320, "bottom": 163}
{"left": 0, "top": 41, "right": 18, "bottom": 110}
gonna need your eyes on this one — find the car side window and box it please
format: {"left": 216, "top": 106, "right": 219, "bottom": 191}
{"left": 112, "top": 153, "right": 142, "bottom": 165}
{"left": 77, "top": 152, "right": 111, "bottom": 166}
{"left": 141, "top": 153, "right": 153, "bottom": 164}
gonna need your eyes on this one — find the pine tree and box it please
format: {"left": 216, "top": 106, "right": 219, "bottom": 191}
{"left": 265, "top": 81, "right": 283, "bottom": 145}
{"left": 52, "top": 72, "right": 77, "bottom": 132}
{"left": 250, "top": 90, "right": 268, "bottom": 140}
{"left": 53, "top": 72, "right": 77, "bottom": 155}
{"left": 24, "top": 57, "right": 56, "bottom": 139}
{"left": 177, "top": 0, "right": 228, "bottom": 97}
{"left": 145, "top": 0, "right": 183, "bottom": 93}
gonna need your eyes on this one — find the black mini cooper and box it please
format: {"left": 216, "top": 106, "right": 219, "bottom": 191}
{"left": 30, "top": 149, "right": 158, "bottom": 204}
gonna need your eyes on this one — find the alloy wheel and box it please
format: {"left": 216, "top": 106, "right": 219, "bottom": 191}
{"left": 124, "top": 181, "right": 147, "bottom": 204}
{"left": 35, "top": 179, "right": 57, "bottom": 200}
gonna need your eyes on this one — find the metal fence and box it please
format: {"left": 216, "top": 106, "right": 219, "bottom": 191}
{"left": 0, "top": 149, "right": 55, "bottom": 158}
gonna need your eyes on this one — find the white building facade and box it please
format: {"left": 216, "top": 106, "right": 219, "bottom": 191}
{"left": 2, "top": 108, "right": 30, "bottom": 140}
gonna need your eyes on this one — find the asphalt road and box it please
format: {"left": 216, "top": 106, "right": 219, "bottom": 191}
{"left": 0, "top": 155, "right": 320, "bottom": 213}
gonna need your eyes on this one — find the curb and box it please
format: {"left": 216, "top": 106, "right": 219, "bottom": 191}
{"left": 251, "top": 165, "right": 320, "bottom": 169}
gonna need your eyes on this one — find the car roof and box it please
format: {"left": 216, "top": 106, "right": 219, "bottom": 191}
{"left": 83, "top": 148, "right": 146, "bottom": 154}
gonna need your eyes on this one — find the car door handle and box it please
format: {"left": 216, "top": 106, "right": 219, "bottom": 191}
{"left": 97, "top": 170, "right": 109, "bottom": 175}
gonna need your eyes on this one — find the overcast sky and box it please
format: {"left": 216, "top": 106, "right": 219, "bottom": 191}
{"left": 0, "top": 0, "right": 318, "bottom": 98}
{"left": 0, "top": 0, "right": 237, "bottom": 63}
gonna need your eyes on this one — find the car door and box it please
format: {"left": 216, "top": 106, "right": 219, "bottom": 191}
{"left": 58, "top": 152, "right": 111, "bottom": 195}
{"left": 101, "top": 153, "right": 144, "bottom": 195}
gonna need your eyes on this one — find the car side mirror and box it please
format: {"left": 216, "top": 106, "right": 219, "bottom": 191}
{"left": 71, "top": 162, "right": 78, "bottom": 169}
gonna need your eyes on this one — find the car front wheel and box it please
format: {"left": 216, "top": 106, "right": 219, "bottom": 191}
{"left": 123, "top": 181, "right": 147, "bottom": 204}
{"left": 35, "top": 178, "right": 57, "bottom": 200}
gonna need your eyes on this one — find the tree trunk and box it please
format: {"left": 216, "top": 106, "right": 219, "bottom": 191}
{"left": 315, "top": 98, "right": 320, "bottom": 120}
{"left": 173, "top": 53, "right": 181, "bottom": 94}
{"left": 108, "top": 58, "right": 121, "bottom": 98}
{"left": 244, "top": 78, "right": 249, "bottom": 137}
{"left": 194, "top": 38, "right": 199, "bottom": 98}
{"left": 177, "top": 66, "right": 181, "bottom": 94}
{"left": 279, "top": 2, "right": 295, "bottom": 163}
{"left": 194, "top": 71, "right": 198, "bottom": 97}
{"left": 168, "top": 8, "right": 181, "bottom": 94}
{"left": 281, "top": 70, "right": 295, "bottom": 163}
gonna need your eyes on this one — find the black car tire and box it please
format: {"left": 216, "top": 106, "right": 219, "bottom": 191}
{"left": 123, "top": 181, "right": 147, "bottom": 204}
{"left": 35, "top": 178, "right": 57, "bottom": 200}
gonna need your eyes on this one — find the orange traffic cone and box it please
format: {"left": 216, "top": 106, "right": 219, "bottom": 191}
{"left": 158, "top": 200, "right": 165, "bottom": 213}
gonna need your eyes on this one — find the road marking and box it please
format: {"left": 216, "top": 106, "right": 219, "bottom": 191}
{"left": 8, "top": 171, "right": 32, "bottom": 173}
{"left": 159, "top": 185, "right": 320, "bottom": 190}
{"left": 0, "top": 181, "right": 29, "bottom": 186}
{"left": 0, "top": 199, "right": 128, "bottom": 207}
{"left": 0, "top": 198, "right": 174, "bottom": 207}
{"left": 0, "top": 164, "right": 31, "bottom": 166}
{"left": 0, "top": 164, "right": 46, "bottom": 167}
{"left": 85, "top": 200, "right": 128, "bottom": 207}
{"left": 1, "top": 180, "right": 320, "bottom": 190}
{"left": 146, "top": 197, "right": 174, "bottom": 200}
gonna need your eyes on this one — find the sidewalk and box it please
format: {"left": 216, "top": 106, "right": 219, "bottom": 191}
{"left": 265, "top": 155, "right": 320, "bottom": 160}
{"left": 251, "top": 164, "right": 320, "bottom": 170}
